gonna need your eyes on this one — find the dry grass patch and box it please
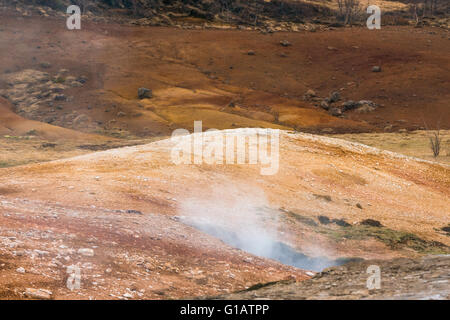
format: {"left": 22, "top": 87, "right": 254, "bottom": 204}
{"left": 330, "top": 130, "right": 450, "bottom": 164}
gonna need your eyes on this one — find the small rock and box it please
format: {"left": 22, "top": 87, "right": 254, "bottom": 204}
{"left": 247, "top": 50, "right": 256, "bottom": 56}
{"left": 304, "top": 89, "right": 317, "bottom": 99}
{"left": 126, "top": 210, "right": 143, "bottom": 215}
{"left": 320, "top": 100, "right": 330, "bottom": 110}
{"left": 329, "top": 107, "right": 342, "bottom": 117}
{"left": 25, "top": 288, "right": 52, "bottom": 300}
{"left": 372, "top": 66, "right": 382, "bottom": 72}
{"left": 77, "top": 76, "right": 87, "bottom": 84}
{"left": 318, "top": 215, "right": 331, "bottom": 225}
{"left": 78, "top": 248, "right": 94, "bottom": 257}
{"left": 16, "top": 267, "right": 25, "bottom": 273}
{"left": 332, "top": 219, "right": 351, "bottom": 227}
{"left": 361, "top": 219, "right": 383, "bottom": 228}
{"left": 356, "top": 105, "right": 376, "bottom": 113}
{"left": 329, "top": 91, "right": 341, "bottom": 103}
{"left": 40, "top": 62, "right": 51, "bottom": 69}
{"left": 138, "top": 87, "right": 152, "bottom": 99}
{"left": 54, "top": 94, "right": 66, "bottom": 101}
{"left": 342, "top": 100, "right": 359, "bottom": 111}
{"left": 280, "top": 40, "right": 292, "bottom": 47}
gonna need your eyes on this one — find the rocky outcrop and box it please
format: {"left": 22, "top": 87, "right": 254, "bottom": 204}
{"left": 211, "top": 255, "right": 450, "bottom": 300}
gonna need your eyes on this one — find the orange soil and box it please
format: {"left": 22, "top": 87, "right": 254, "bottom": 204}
{"left": 1, "top": 12, "right": 448, "bottom": 138}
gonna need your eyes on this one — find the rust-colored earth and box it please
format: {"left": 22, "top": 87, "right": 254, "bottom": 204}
{"left": 0, "top": 7, "right": 449, "bottom": 300}
{"left": 0, "top": 10, "right": 449, "bottom": 140}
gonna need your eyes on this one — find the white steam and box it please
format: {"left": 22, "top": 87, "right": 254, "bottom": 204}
{"left": 177, "top": 183, "right": 345, "bottom": 271}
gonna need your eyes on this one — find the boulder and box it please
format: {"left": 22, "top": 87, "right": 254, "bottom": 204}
{"left": 320, "top": 100, "right": 330, "bottom": 110}
{"left": 304, "top": 89, "right": 317, "bottom": 100}
{"left": 342, "top": 100, "right": 359, "bottom": 111}
{"left": 329, "top": 107, "right": 342, "bottom": 117}
{"left": 138, "top": 88, "right": 152, "bottom": 99}
{"left": 361, "top": 219, "right": 383, "bottom": 228}
{"left": 329, "top": 91, "right": 341, "bottom": 103}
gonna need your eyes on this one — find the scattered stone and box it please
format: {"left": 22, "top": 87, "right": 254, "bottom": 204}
{"left": 25, "top": 288, "right": 52, "bottom": 300}
{"left": 138, "top": 87, "right": 152, "bottom": 99}
{"left": 318, "top": 215, "right": 331, "bottom": 225}
{"left": 355, "top": 104, "right": 376, "bottom": 114}
{"left": 320, "top": 100, "right": 329, "bottom": 110}
{"left": 372, "top": 66, "right": 382, "bottom": 72}
{"left": 280, "top": 40, "right": 292, "bottom": 47}
{"left": 384, "top": 124, "right": 393, "bottom": 132}
{"left": 126, "top": 210, "right": 143, "bottom": 215}
{"left": 247, "top": 50, "right": 256, "bottom": 56}
{"left": 332, "top": 219, "right": 351, "bottom": 227}
{"left": 342, "top": 100, "right": 359, "bottom": 111}
{"left": 329, "top": 107, "right": 342, "bottom": 117}
{"left": 356, "top": 203, "right": 363, "bottom": 209}
{"left": 54, "top": 94, "right": 66, "bottom": 101}
{"left": 440, "top": 225, "right": 450, "bottom": 234}
{"left": 314, "top": 194, "right": 332, "bottom": 202}
{"left": 16, "top": 267, "right": 25, "bottom": 273}
{"left": 329, "top": 91, "right": 341, "bottom": 103}
{"left": 361, "top": 219, "right": 383, "bottom": 228}
{"left": 304, "top": 89, "right": 317, "bottom": 100}
{"left": 40, "top": 62, "right": 51, "bottom": 69}
{"left": 117, "top": 111, "right": 126, "bottom": 117}
{"left": 78, "top": 248, "right": 94, "bottom": 257}
{"left": 41, "top": 143, "right": 56, "bottom": 148}
{"left": 77, "top": 76, "right": 87, "bottom": 84}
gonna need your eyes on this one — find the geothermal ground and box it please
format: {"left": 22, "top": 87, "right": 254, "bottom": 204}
{"left": 0, "top": 130, "right": 449, "bottom": 299}
{"left": 0, "top": 5, "right": 449, "bottom": 300}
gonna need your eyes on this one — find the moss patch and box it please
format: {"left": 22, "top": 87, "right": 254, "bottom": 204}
{"left": 282, "top": 209, "right": 450, "bottom": 255}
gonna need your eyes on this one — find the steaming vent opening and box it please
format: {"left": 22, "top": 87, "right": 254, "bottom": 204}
{"left": 180, "top": 216, "right": 355, "bottom": 272}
